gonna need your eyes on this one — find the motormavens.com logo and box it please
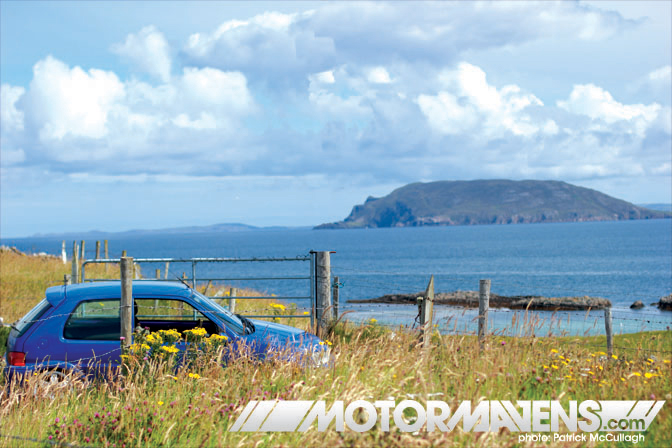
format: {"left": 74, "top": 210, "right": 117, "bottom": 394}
{"left": 230, "top": 399, "right": 664, "bottom": 437}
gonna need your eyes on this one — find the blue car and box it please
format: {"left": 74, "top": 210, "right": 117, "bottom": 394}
{"left": 4, "top": 281, "right": 330, "bottom": 382}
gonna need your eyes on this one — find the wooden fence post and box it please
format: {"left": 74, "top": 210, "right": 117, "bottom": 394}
{"left": 64, "top": 274, "right": 71, "bottom": 285}
{"left": 333, "top": 276, "right": 340, "bottom": 320}
{"left": 80, "top": 240, "right": 85, "bottom": 262}
{"left": 104, "top": 240, "right": 109, "bottom": 273}
{"left": 478, "top": 279, "right": 491, "bottom": 350}
{"left": 419, "top": 275, "right": 435, "bottom": 348}
{"left": 315, "top": 251, "right": 333, "bottom": 337}
{"left": 95, "top": 241, "right": 101, "bottom": 259}
{"left": 120, "top": 257, "right": 133, "bottom": 348}
{"left": 71, "top": 241, "right": 80, "bottom": 284}
{"left": 164, "top": 262, "right": 170, "bottom": 280}
{"left": 155, "top": 269, "right": 161, "bottom": 279}
{"left": 605, "top": 307, "right": 613, "bottom": 357}
{"left": 61, "top": 240, "right": 67, "bottom": 264}
{"left": 229, "top": 288, "right": 237, "bottom": 313}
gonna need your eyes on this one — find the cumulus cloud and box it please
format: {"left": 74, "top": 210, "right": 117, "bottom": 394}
{"left": 1, "top": 84, "right": 25, "bottom": 132}
{"left": 2, "top": 3, "right": 667, "bottom": 195}
{"left": 4, "top": 55, "right": 256, "bottom": 169}
{"left": 309, "top": 70, "right": 335, "bottom": 84}
{"left": 648, "top": 65, "right": 671, "bottom": 83}
{"left": 180, "top": 67, "right": 252, "bottom": 111}
{"left": 112, "top": 25, "right": 172, "bottom": 82}
{"left": 557, "top": 84, "right": 662, "bottom": 136}
{"left": 182, "top": 2, "right": 635, "bottom": 90}
{"left": 418, "top": 62, "right": 543, "bottom": 138}
{"left": 367, "top": 67, "right": 392, "bottom": 84}
{"left": 22, "top": 56, "right": 125, "bottom": 141}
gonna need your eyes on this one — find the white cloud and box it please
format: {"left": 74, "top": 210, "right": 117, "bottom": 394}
{"left": 557, "top": 84, "right": 661, "bottom": 135}
{"left": 112, "top": 26, "right": 172, "bottom": 82}
{"left": 180, "top": 67, "right": 253, "bottom": 111}
{"left": 648, "top": 65, "right": 671, "bottom": 82}
{"left": 1, "top": 84, "right": 25, "bottom": 132}
{"left": 418, "top": 62, "right": 543, "bottom": 137}
{"left": 23, "top": 56, "right": 125, "bottom": 141}
{"left": 367, "top": 67, "right": 392, "bottom": 84}
{"left": 173, "top": 112, "right": 217, "bottom": 130}
{"left": 309, "top": 70, "right": 335, "bottom": 84}
{"left": 416, "top": 92, "right": 476, "bottom": 135}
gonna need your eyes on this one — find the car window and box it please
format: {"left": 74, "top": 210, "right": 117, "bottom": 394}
{"left": 135, "top": 298, "right": 219, "bottom": 335}
{"left": 64, "top": 299, "right": 120, "bottom": 340}
{"left": 14, "top": 298, "right": 52, "bottom": 337}
{"left": 135, "top": 299, "right": 206, "bottom": 321}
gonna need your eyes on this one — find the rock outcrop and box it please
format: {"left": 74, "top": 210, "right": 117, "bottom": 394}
{"left": 657, "top": 294, "right": 672, "bottom": 311}
{"left": 350, "top": 291, "right": 612, "bottom": 311}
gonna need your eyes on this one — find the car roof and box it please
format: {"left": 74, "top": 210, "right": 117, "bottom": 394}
{"left": 45, "top": 281, "right": 193, "bottom": 306}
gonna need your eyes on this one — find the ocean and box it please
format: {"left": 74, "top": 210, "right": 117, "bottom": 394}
{"left": 3, "top": 220, "right": 671, "bottom": 336}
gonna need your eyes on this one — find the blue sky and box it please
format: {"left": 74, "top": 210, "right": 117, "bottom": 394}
{"left": 1, "top": 1, "right": 670, "bottom": 237}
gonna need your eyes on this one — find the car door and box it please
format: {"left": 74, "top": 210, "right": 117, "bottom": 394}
{"left": 55, "top": 299, "right": 122, "bottom": 374}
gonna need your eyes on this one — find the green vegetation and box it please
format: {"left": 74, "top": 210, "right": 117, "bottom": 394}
{"left": 0, "top": 249, "right": 670, "bottom": 447}
{"left": 316, "top": 180, "right": 670, "bottom": 228}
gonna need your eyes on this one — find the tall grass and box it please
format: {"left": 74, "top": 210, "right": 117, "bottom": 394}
{"left": 0, "top": 250, "right": 670, "bottom": 447}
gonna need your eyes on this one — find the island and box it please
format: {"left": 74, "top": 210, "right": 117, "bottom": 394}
{"left": 316, "top": 180, "right": 669, "bottom": 229}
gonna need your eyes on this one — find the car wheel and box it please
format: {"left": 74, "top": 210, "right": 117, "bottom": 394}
{"left": 32, "top": 370, "right": 79, "bottom": 399}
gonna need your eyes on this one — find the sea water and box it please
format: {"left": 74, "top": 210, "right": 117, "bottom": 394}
{"left": 3, "top": 220, "right": 671, "bottom": 336}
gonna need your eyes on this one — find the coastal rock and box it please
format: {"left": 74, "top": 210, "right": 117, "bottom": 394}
{"left": 658, "top": 294, "right": 672, "bottom": 311}
{"left": 630, "top": 300, "right": 645, "bottom": 309}
{"left": 350, "top": 291, "right": 611, "bottom": 311}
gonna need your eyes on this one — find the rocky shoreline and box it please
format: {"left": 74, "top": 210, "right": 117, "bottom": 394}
{"left": 349, "top": 291, "right": 612, "bottom": 311}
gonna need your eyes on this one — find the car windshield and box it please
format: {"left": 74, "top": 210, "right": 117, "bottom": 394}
{"left": 191, "top": 290, "right": 245, "bottom": 335}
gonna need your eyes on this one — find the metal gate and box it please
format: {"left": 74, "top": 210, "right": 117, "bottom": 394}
{"left": 81, "top": 255, "right": 316, "bottom": 327}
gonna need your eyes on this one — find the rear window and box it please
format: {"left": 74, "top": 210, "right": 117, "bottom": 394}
{"left": 64, "top": 299, "right": 120, "bottom": 340}
{"left": 14, "top": 299, "right": 52, "bottom": 337}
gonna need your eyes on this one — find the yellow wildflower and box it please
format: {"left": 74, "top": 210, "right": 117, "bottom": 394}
{"left": 644, "top": 373, "right": 653, "bottom": 379}
{"left": 188, "top": 373, "right": 201, "bottom": 379}
{"left": 550, "top": 349, "right": 559, "bottom": 353}
{"left": 611, "top": 354, "right": 618, "bottom": 360}
{"left": 369, "top": 318, "right": 377, "bottom": 323}
{"left": 184, "top": 327, "right": 208, "bottom": 337}
{"left": 158, "top": 401, "right": 164, "bottom": 406}
{"left": 160, "top": 345, "right": 180, "bottom": 354}
{"left": 551, "top": 365, "right": 559, "bottom": 369}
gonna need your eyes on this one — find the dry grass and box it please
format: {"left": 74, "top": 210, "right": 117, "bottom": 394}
{"left": 0, "top": 249, "right": 670, "bottom": 447}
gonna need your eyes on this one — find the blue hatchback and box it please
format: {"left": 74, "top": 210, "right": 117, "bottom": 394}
{"left": 4, "top": 281, "right": 329, "bottom": 380}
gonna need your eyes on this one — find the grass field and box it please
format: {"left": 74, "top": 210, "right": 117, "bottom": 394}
{"left": 0, "top": 249, "right": 670, "bottom": 447}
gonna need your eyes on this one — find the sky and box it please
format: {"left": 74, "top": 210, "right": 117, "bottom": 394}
{"left": 1, "top": 1, "right": 670, "bottom": 238}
